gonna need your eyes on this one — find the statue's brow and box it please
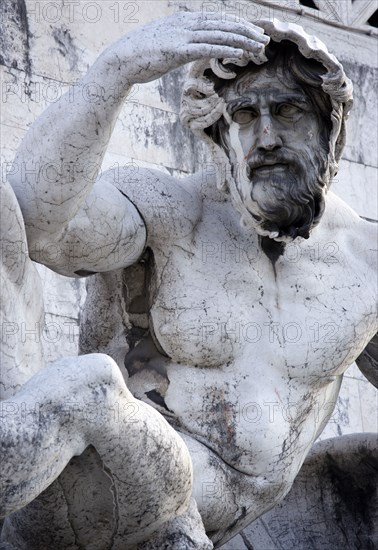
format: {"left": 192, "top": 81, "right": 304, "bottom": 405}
{"left": 226, "top": 98, "right": 255, "bottom": 114}
{"left": 272, "top": 93, "right": 310, "bottom": 105}
{"left": 226, "top": 92, "right": 310, "bottom": 112}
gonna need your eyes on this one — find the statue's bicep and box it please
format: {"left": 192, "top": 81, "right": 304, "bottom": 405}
{"left": 43, "top": 177, "right": 147, "bottom": 276}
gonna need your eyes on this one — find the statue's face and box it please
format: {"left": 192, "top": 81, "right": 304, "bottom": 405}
{"left": 220, "top": 65, "right": 327, "bottom": 241}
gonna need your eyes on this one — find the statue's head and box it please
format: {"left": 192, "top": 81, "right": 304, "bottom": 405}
{"left": 180, "top": 20, "right": 353, "bottom": 242}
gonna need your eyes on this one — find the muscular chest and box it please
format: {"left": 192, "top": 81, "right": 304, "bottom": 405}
{"left": 150, "top": 224, "right": 375, "bottom": 377}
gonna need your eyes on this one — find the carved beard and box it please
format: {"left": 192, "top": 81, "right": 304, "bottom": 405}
{"left": 231, "top": 147, "right": 327, "bottom": 241}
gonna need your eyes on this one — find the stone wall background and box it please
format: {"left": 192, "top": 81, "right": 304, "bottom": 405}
{"left": 1, "top": 1, "right": 377, "bottom": 547}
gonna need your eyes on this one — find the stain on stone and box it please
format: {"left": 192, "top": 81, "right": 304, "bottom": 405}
{"left": 200, "top": 387, "right": 238, "bottom": 456}
{"left": 171, "top": 117, "right": 204, "bottom": 174}
{"left": 0, "top": 0, "right": 32, "bottom": 76}
{"left": 157, "top": 66, "right": 187, "bottom": 112}
{"left": 52, "top": 27, "right": 79, "bottom": 72}
{"left": 259, "top": 236, "right": 285, "bottom": 274}
{"left": 325, "top": 448, "right": 377, "bottom": 533}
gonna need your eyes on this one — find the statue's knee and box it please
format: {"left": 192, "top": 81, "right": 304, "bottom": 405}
{"left": 77, "top": 353, "right": 127, "bottom": 389}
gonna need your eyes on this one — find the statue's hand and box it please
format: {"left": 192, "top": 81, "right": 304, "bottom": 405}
{"left": 103, "top": 11, "right": 269, "bottom": 85}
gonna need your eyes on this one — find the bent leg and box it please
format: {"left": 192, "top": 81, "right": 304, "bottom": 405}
{"left": 1, "top": 354, "right": 192, "bottom": 547}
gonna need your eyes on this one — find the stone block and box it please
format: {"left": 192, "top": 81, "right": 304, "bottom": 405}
{"left": 41, "top": 312, "right": 81, "bottom": 363}
{"left": 332, "top": 159, "right": 378, "bottom": 220}
{"left": 34, "top": 263, "right": 85, "bottom": 319}
{"left": 220, "top": 534, "right": 248, "bottom": 549}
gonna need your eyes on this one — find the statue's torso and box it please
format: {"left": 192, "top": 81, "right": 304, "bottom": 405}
{"left": 3, "top": 173, "right": 376, "bottom": 548}
{"left": 137, "top": 194, "right": 376, "bottom": 478}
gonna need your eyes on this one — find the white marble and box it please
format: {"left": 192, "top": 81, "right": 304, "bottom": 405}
{"left": 2, "top": 8, "right": 377, "bottom": 549}
{"left": 239, "top": 433, "right": 378, "bottom": 549}
{"left": 0, "top": 173, "right": 196, "bottom": 545}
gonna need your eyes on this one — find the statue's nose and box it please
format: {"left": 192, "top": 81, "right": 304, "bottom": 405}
{"left": 255, "top": 115, "right": 283, "bottom": 152}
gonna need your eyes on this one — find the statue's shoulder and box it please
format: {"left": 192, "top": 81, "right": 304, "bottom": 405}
{"left": 323, "top": 191, "right": 376, "bottom": 231}
{"left": 321, "top": 191, "right": 377, "bottom": 270}
{"left": 102, "top": 164, "right": 203, "bottom": 243}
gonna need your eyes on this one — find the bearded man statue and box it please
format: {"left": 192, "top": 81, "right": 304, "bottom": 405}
{"left": 4, "top": 13, "right": 376, "bottom": 549}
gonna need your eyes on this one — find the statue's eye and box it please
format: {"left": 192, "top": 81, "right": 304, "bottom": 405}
{"left": 232, "top": 110, "right": 256, "bottom": 124}
{"left": 276, "top": 103, "right": 301, "bottom": 118}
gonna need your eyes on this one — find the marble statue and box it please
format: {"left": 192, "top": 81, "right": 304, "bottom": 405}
{"left": 2, "top": 11, "right": 377, "bottom": 549}
{"left": 244, "top": 433, "right": 378, "bottom": 549}
{"left": 0, "top": 178, "right": 202, "bottom": 547}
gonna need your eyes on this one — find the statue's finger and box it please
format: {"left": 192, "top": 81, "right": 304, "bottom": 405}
{"left": 189, "top": 19, "right": 269, "bottom": 44}
{"left": 190, "top": 31, "right": 267, "bottom": 55}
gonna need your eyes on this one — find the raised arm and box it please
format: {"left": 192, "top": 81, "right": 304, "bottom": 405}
{"left": 9, "top": 12, "right": 268, "bottom": 275}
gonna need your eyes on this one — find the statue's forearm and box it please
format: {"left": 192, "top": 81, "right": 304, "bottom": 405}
{"left": 9, "top": 49, "right": 132, "bottom": 244}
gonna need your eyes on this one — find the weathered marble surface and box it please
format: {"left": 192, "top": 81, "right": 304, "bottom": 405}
{"left": 2, "top": 6, "right": 378, "bottom": 550}
{"left": 0, "top": 180, "right": 195, "bottom": 545}
{"left": 239, "top": 433, "right": 378, "bottom": 550}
